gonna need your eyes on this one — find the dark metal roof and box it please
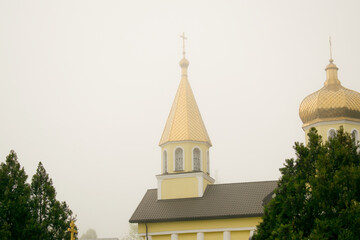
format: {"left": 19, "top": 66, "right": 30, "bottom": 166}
{"left": 129, "top": 180, "right": 277, "bottom": 223}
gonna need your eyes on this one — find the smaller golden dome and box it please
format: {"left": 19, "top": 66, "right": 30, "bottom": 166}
{"left": 179, "top": 57, "right": 189, "bottom": 68}
{"left": 299, "top": 59, "right": 360, "bottom": 127}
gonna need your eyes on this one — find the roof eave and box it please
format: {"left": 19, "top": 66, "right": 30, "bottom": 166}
{"left": 129, "top": 213, "right": 263, "bottom": 224}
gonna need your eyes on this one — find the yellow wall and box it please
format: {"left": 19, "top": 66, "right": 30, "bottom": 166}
{"left": 203, "top": 179, "right": 211, "bottom": 192}
{"left": 179, "top": 233, "right": 196, "bottom": 240}
{"left": 304, "top": 123, "right": 359, "bottom": 144}
{"left": 161, "top": 177, "right": 198, "bottom": 199}
{"left": 204, "top": 232, "right": 223, "bottom": 240}
{"left": 231, "top": 231, "right": 252, "bottom": 240}
{"left": 161, "top": 142, "right": 209, "bottom": 174}
{"left": 151, "top": 235, "right": 170, "bottom": 240}
{"left": 143, "top": 231, "right": 252, "bottom": 240}
{"left": 148, "top": 231, "right": 251, "bottom": 240}
{"left": 138, "top": 217, "right": 261, "bottom": 234}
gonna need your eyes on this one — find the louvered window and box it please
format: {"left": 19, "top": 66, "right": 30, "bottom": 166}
{"left": 193, "top": 148, "right": 201, "bottom": 171}
{"left": 163, "top": 151, "right": 168, "bottom": 173}
{"left": 175, "top": 148, "right": 183, "bottom": 171}
{"left": 352, "top": 129, "right": 359, "bottom": 145}
{"left": 328, "top": 129, "right": 336, "bottom": 139}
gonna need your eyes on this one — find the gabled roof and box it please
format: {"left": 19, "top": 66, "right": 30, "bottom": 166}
{"left": 159, "top": 57, "right": 212, "bottom": 146}
{"left": 129, "top": 181, "right": 277, "bottom": 223}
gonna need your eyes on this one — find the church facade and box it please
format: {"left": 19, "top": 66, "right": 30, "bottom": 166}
{"left": 129, "top": 41, "right": 360, "bottom": 240}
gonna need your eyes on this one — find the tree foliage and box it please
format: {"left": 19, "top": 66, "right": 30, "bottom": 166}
{"left": 253, "top": 127, "right": 360, "bottom": 240}
{"left": 0, "top": 151, "right": 75, "bottom": 240}
{"left": 30, "top": 161, "right": 74, "bottom": 239}
{"left": 0, "top": 150, "right": 31, "bottom": 239}
{"left": 121, "top": 223, "right": 141, "bottom": 240}
{"left": 80, "top": 228, "right": 98, "bottom": 239}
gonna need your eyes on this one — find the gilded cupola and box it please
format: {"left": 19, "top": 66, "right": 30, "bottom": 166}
{"left": 299, "top": 58, "right": 360, "bottom": 128}
{"left": 156, "top": 34, "right": 214, "bottom": 200}
{"left": 159, "top": 38, "right": 211, "bottom": 147}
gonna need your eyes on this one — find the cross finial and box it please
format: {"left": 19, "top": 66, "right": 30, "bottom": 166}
{"left": 67, "top": 221, "right": 77, "bottom": 240}
{"left": 180, "top": 32, "right": 187, "bottom": 57}
{"left": 329, "top": 36, "right": 333, "bottom": 63}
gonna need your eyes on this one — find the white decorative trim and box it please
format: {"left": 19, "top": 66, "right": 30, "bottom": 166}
{"left": 223, "top": 231, "right": 230, "bottom": 240}
{"left": 351, "top": 128, "right": 359, "bottom": 143}
{"left": 157, "top": 179, "right": 163, "bottom": 200}
{"left": 303, "top": 119, "right": 360, "bottom": 131}
{"left": 173, "top": 147, "right": 185, "bottom": 171}
{"left": 192, "top": 146, "right": 202, "bottom": 171}
{"left": 351, "top": 128, "right": 359, "bottom": 133}
{"left": 197, "top": 176, "right": 204, "bottom": 197}
{"left": 197, "top": 232, "right": 204, "bottom": 240}
{"left": 163, "top": 150, "right": 168, "bottom": 174}
{"left": 156, "top": 171, "right": 215, "bottom": 184}
{"left": 160, "top": 140, "right": 212, "bottom": 148}
{"left": 206, "top": 150, "right": 210, "bottom": 174}
{"left": 138, "top": 227, "right": 256, "bottom": 236}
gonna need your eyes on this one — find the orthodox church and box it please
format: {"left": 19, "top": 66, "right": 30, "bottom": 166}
{"left": 129, "top": 38, "right": 360, "bottom": 240}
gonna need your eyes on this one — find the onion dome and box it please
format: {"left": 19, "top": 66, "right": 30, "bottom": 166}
{"left": 299, "top": 59, "right": 360, "bottom": 127}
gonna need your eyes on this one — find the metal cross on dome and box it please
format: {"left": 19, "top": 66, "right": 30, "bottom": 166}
{"left": 180, "top": 32, "right": 187, "bottom": 57}
{"left": 329, "top": 36, "right": 333, "bottom": 62}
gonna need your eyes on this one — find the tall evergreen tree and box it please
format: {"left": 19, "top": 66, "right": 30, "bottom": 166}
{"left": 30, "top": 161, "right": 74, "bottom": 240}
{"left": 253, "top": 127, "right": 360, "bottom": 240}
{"left": 0, "top": 150, "right": 32, "bottom": 240}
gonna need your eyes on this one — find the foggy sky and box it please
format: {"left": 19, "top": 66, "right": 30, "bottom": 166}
{"left": 1, "top": 0, "right": 360, "bottom": 238}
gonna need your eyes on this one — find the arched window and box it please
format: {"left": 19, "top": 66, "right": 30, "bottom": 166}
{"left": 328, "top": 129, "right": 336, "bottom": 139}
{"left": 175, "top": 148, "right": 183, "bottom": 171}
{"left": 163, "top": 151, "right": 168, "bottom": 173}
{"left": 193, "top": 148, "right": 201, "bottom": 171}
{"left": 352, "top": 129, "right": 359, "bottom": 145}
{"left": 207, "top": 151, "right": 210, "bottom": 174}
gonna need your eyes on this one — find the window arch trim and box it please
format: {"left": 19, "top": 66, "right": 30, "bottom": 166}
{"left": 351, "top": 128, "right": 359, "bottom": 144}
{"left": 173, "top": 147, "right": 185, "bottom": 171}
{"left": 206, "top": 150, "right": 210, "bottom": 175}
{"left": 328, "top": 128, "right": 336, "bottom": 139}
{"left": 163, "top": 150, "right": 168, "bottom": 174}
{"left": 192, "top": 146, "right": 202, "bottom": 171}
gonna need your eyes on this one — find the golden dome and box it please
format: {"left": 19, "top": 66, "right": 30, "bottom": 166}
{"left": 179, "top": 57, "right": 189, "bottom": 68}
{"left": 159, "top": 57, "right": 212, "bottom": 146}
{"left": 299, "top": 59, "right": 360, "bottom": 127}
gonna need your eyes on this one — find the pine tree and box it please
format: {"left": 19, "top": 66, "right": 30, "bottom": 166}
{"left": 30, "top": 161, "right": 74, "bottom": 240}
{"left": 0, "top": 150, "right": 32, "bottom": 239}
{"left": 253, "top": 127, "right": 360, "bottom": 239}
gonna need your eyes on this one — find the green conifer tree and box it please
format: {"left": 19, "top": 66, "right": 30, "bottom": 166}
{"left": 30, "top": 161, "right": 74, "bottom": 240}
{"left": 0, "top": 150, "right": 32, "bottom": 239}
{"left": 253, "top": 127, "right": 360, "bottom": 239}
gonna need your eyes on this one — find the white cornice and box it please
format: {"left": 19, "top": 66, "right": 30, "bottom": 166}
{"left": 156, "top": 172, "right": 215, "bottom": 184}
{"left": 303, "top": 119, "right": 360, "bottom": 131}
{"left": 138, "top": 226, "right": 256, "bottom": 236}
{"left": 160, "top": 140, "right": 212, "bottom": 148}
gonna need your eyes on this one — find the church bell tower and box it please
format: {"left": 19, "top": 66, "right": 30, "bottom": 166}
{"left": 156, "top": 34, "right": 215, "bottom": 200}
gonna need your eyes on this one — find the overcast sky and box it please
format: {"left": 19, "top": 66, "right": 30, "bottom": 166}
{"left": 1, "top": 0, "right": 360, "bottom": 238}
